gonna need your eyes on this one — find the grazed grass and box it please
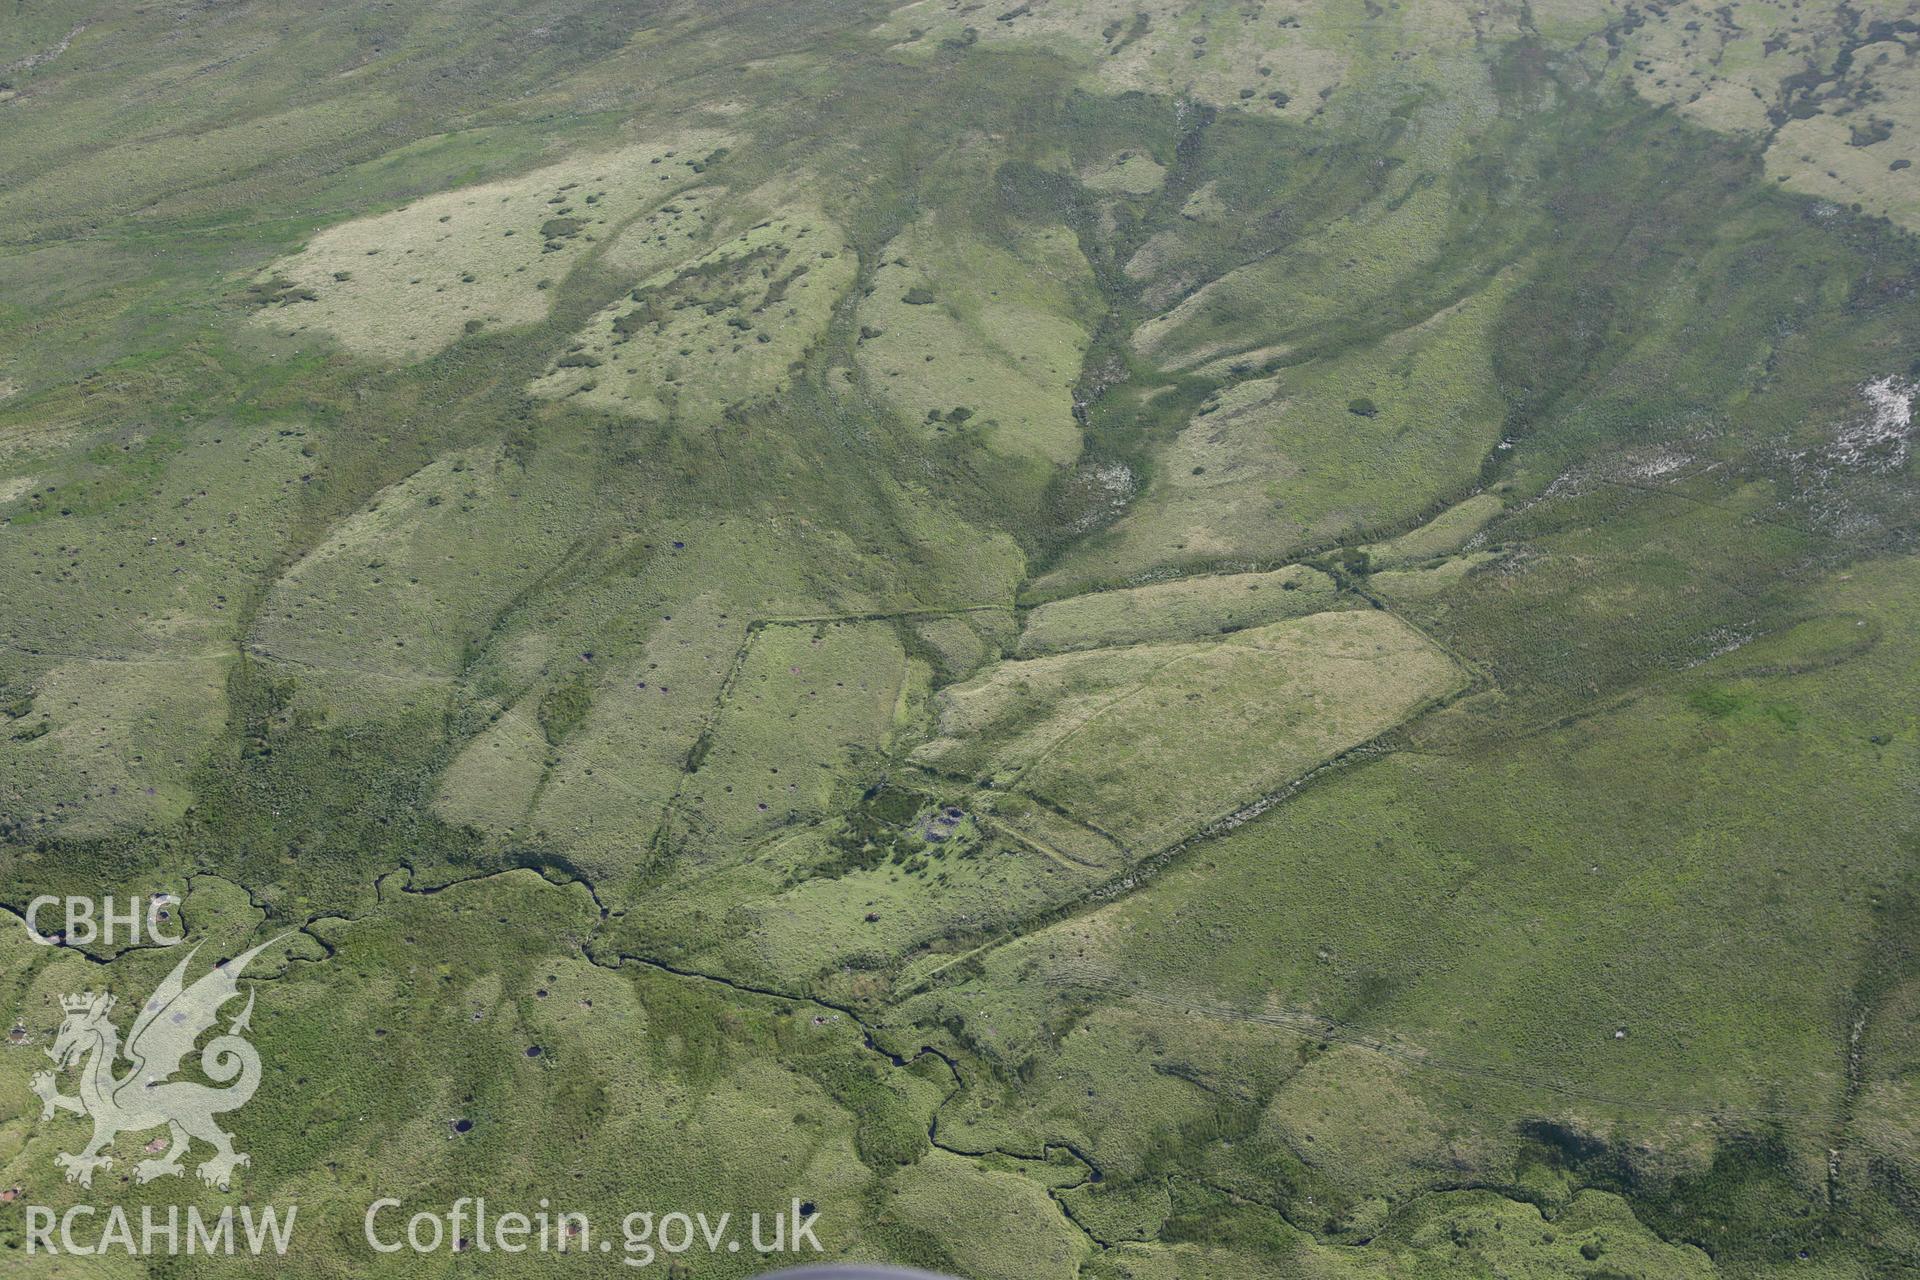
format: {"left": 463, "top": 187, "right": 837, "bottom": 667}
{"left": 1360, "top": 491, "right": 1503, "bottom": 567}
{"left": 1047, "top": 278, "right": 1513, "bottom": 590}
{"left": 534, "top": 199, "right": 856, "bottom": 426}
{"left": 1018, "top": 564, "right": 1339, "bottom": 653}
{"left": 252, "top": 136, "right": 728, "bottom": 361}
{"left": 672, "top": 621, "right": 910, "bottom": 859}
{"left": 893, "top": 556, "right": 1920, "bottom": 1256}
{"left": 918, "top": 610, "right": 1464, "bottom": 855}
{"left": 4, "top": 2, "right": 1920, "bottom": 1273}
{"left": 859, "top": 216, "right": 1098, "bottom": 465}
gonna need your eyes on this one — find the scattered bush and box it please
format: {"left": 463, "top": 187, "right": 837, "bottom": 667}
{"left": 241, "top": 275, "right": 318, "bottom": 308}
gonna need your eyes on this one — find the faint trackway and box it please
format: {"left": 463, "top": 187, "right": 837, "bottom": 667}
{"left": 4, "top": 831, "right": 1842, "bottom": 1272}
{"left": 0, "top": 644, "right": 228, "bottom": 665}
{"left": 644, "top": 602, "right": 1009, "bottom": 859}
{"left": 892, "top": 607, "right": 1477, "bottom": 1001}
{"left": 890, "top": 730, "right": 1415, "bottom": 1002}
{"left": 2, "top": 24, "right": 87, "bottom": 77}
{"left": 6, "top": 555, "right": 1808, "bottom": 1259}
{"left": 8, "top": 551, "right": 1840, "bottom": 1141}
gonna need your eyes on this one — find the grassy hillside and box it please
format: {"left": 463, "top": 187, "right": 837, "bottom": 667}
{"left": 1, "top": 1, "right": 1916, "bottom": 1275}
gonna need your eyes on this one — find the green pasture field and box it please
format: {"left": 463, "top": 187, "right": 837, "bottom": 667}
{"left": 0, "top": 1, "right": 1917, "bottom": 1275}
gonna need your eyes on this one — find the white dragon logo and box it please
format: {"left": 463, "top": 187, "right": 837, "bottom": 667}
{"left": 31, "top": 937, "right": 281, "bottom": 1189}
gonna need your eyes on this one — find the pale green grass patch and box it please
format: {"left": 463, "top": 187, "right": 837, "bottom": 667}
{"left": 250, "top": 442, "right": 599, "bottom": 724}
{"left": 1081, "top": 149, "right": 1166, "bottom": 194}
{"left": 599, "top": 184, "right": 722, "bottom": 274}
{"left": 533, "top": 202, "right": 855, "bottom": 427}
{"left": 881, "top": 1149, "right": 1090, "bottom": 1280}
{"left": 1769, "top": 88, "right": 1920, "bottom": 231}
{"left": 1, "top": 652, "right": 229, "bottom": 836}
{"left": 919, "top": 609, "right": 1464, "bottom": 854}
{"left": 1369, "top": 549, "right": 1503, "bottom": 598}
{"left": 1360, "top": 491, "right": 1503, "bottom": 567}
{"left": 912, "top": 613, "right": 1003, "bottom": 677}
{"left": 858, "top": 215, "right": 1097, "bottom": 465}
{"left": 672, "top": 620, "right": 909, "bottom": 859}
{"left": 1048, "top": 278, "right": 1512, "bottom": 592}
{"left": 431, "top": 698, "right": 549, "bottom": 837}
{"left": 1019, "top": 564, "right": 1341, "bottom": 654}
{"left": 1133, "top": 97, "right": 1503, "bottom": 371}
{"left": 751, "top": 822, "right": 1098, "bottom": 984}
{"left": 529, "top": 595, "right": 762, "bottom": 879}
{"left": 875, "top": 0, "right": 1347, "bottom": 117}
{"left": 251, "top": 134, "right": 728, "bottom": 361}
